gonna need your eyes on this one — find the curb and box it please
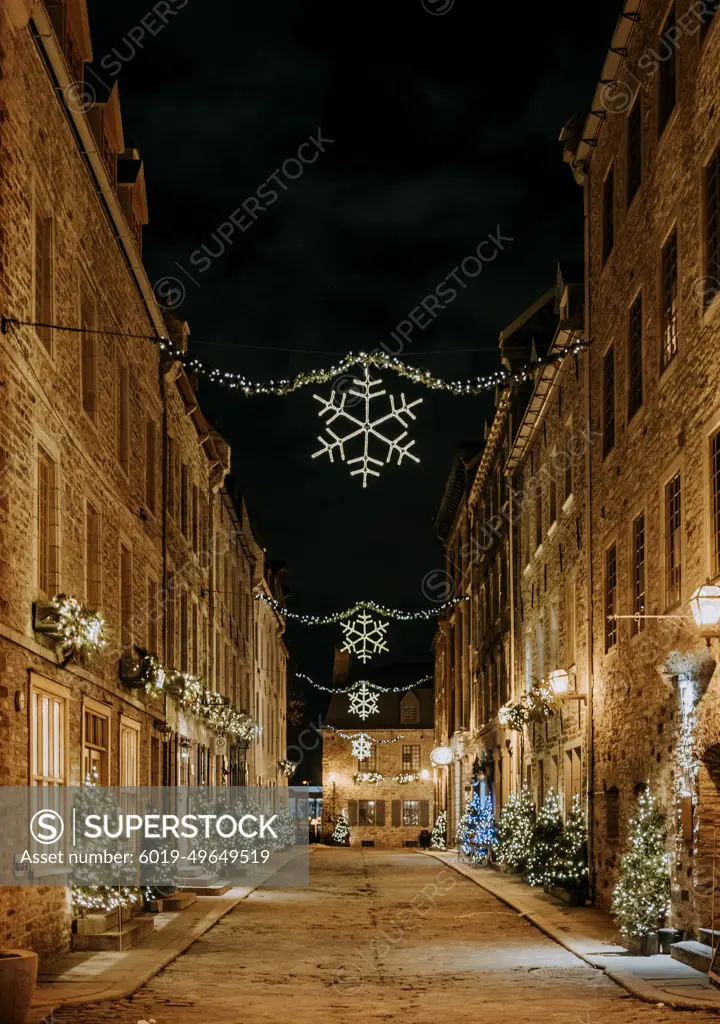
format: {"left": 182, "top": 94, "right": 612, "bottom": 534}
{"left": 424, "top": 851, "right": 720, "bottom": 1014}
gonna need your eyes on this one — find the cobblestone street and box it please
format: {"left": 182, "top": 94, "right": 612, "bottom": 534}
{"left": 46, "top": 850, "right": 720, "bottom": 1024}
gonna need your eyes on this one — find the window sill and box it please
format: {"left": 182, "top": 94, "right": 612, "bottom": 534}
{"left": 562, "top": 493, "right": 575, "bottom": 514}
{"left": 534, "top": 544, "right": 544, "bottom": 559}
{"left": 523, "top": 562, "right": 532, "bottom": 578}
{"left": 548, "top": 521, "right": 558, "bottom": 539}
{"left": 659, "top": 351, "right": 680, "bottom": 388}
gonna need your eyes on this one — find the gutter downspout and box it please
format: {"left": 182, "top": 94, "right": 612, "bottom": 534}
{"left": 507, "top": 405, "right": 517, "bottom": 791}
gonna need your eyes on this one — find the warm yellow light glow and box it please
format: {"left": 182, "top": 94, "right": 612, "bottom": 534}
{"left": 430, "top": 745, "right": 453, "bottom": 766}
{"left": 329, "top": 773, "right": 336, "bottom": 783}
{"left": 690, "top": 584, "right": 720, "bottom": 632}
{"left": 421, "top": 769, "right": 430, "bottom": 779}
{"left": 548, "top": 669, "right": 570, "bottom": 695}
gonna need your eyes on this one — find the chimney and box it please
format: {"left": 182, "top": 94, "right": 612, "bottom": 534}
{"left": 332, "top": 646, "right": 351, "bottom": 684}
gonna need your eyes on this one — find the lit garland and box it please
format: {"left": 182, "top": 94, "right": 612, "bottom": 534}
{"left": 353, "top": 771, "right": 384, "bottom": 785}
{"left": 322, "top": 726, "right": 406, "bottom": 744}
{"left": 296, "top": 672, "right": 431, "bottom": 694}
{"left": 391, "top": 772, "right": 421, "bottom": 784}
{"left": 139, "top": 662, "right": 258, "bottom": 742}
{"left": 277, "top": 759, "right": 298, "bottom": 777}
{"left": 50, "top": 594, "right": 108, "bottom": 664}
{"left": 256, "top": 592, "right": 468, "bottom": 624}
{"left": 3, "top": 317, "right": 587, "bottom": 397}
{"left": 498, "top": 681, "right": 556, "bottom": 731}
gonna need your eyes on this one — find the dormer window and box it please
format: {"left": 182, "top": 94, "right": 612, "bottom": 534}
{"left": 402, "top": 705, "right": 418, "bottom": 723}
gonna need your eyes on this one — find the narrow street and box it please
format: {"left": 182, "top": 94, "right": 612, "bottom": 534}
{"left": 52, "top": 850, "right": 719, "bottom": 1024}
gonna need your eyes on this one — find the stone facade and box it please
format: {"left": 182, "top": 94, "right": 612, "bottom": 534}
{"left": 321, "top": 676, "right": 434, "bottom": 847}
{"left": 561, "top": 0, "right": 720, "bottom": 932}
{"left": 0, "top": 0, "right": 287, "bottom": 957}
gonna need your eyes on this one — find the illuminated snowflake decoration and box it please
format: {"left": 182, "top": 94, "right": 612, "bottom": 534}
{"left": 312, "top": 366, "right": 422, "bottom": 487}
{"left": 341, "top": 612, "right": 389, "bottom": 663}
{"left": 348, "top": 681, "right": 380, "bottom": 720}
{"left": 351, "top": 733, "right": 373, "bottom": 761}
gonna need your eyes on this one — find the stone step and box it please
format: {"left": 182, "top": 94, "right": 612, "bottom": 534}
{"left": 179, "top": 883, "right": 232, "bottom": 897}
{"left": 72, "top": 914, "right": 155, "bottom": 952}
{"left": 73, "top": 908, "right": 120, "bottom": 935}
{"left": 670, "top": 940, "right": 713, "bottom": 974}
{"left": 147, "top": 892, "right": 197, "bottom": 913}
{"left": 699, "top": 928, "right": 720, "bottom": 945}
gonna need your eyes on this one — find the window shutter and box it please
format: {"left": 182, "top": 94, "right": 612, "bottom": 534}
{"left": 347, "top": 800, "right": 358, "bottom": 826}
{"left": 376, "top": 800, "right": 385, "bottom": 826}
{"left": 419, "top": 800, "right": 430, "bottom": 827}
{"left": 391, "top": 799, "right": 401, "bottom": 826}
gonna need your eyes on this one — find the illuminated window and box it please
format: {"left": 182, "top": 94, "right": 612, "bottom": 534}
{"left": 402, "top": 745, "right": 420, "bottom": 771}
{"left": 402, "top": 800, "right": 420, "bottom": 826}
{"left": 661, "top": 228, "right": 679, "bottom": 368}
{"left": 31, "top": 678, "right": 66, "bottom": 785}
{"left": 631, "top": 513, "right": 645, "bottom": 635}
{"left": 358, "top": 800, "right": 376, "bottom": 825}
{"left": 37, "top": 448, "right": 59, "bottom": 597}
{"left": 120, "top": 716, "right": 140, "bottom": 786}
{"left": 83, "top": 705, "right": 109, "bottom": 784}
{"left": 705, "top": 145, "right": 720, "bottom": 307}
{"left": 605, "top": 543, "right": 617, "bottom": 652}
{"left": 665, "top": 473, "right": 682, "bottom": 607}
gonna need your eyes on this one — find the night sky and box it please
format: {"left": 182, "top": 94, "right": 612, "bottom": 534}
{"left": 87, "top": 0, "right": 619, "bottom": 777}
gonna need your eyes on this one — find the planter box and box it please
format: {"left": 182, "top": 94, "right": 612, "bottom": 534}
{"left": 626, "top": 932, "right": 660, "bottom": 956}
{"left": 0, "top": 949, "right": 38, "bottom": 1024}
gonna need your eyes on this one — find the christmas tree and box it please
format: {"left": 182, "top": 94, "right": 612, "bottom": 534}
{"left": 474, "top": 796, "right": 497, "bottom": 863}
{"left": 527, "top": 789, "right": 564, "bottom": 887}
{"left": 549, "top": 795, "right": 587, "bottom": 894}
{"left": 496, "top": 787, "right": 535, "bottom": 873}
{"left": 430, "top": 811, "right": 447, "bottom": 850}
{"left": 456, "top": 792, "right": 495, "bottom": 864}
{"left": 456, "top": 791, "right": 481, "bottom": 858}
{"left": 612, "top": 787, "right": 670, "bottom": 939}
{"left": 332, "top": 809, "right": 350, "bottom": 845}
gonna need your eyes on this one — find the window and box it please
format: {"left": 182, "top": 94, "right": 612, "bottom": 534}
{"left": 83, "top": 703, "right": 109, "bottom": 784}
{"left": 549, "top": 600, "right": 559, "bottom": 670}
{"left": 167, "top": 436, "right": 176, "bottom": 520}
{"left": 147, "top": 577, "right": 159, "bottom": 653}
{"left": 166, "top": 570, "right": 175, "bottom": 667}
{"left": 606, "top": 788, "right": 620, "bottom": 840}
{"left": 628, "top": 293, "right": 643, "bottom": 419}
{"left": 535, "top": 485, "right": 543, "bottom": 548}
{"left": 358, "top": 747, "right": 377, "bottom": 772}
{"left": 80, "top": 289, "right": 96, "bottom": 420}
{"left": 34, "top": 195, "right": 53, "bottom": 352}
{"left": 661, "top": 228, "right": 679, "bottom": 368}
{"left": 563, "top": 424, "right": 573, "bottom": 501}
{"left": 403, "top": 800, "right": 420, "bottom": 826}
{"left": 401, "top": 702, "right": 418, "bottom": 724}
{"left": 705, "top": 145, "right": 720, "bottom": 308}
{"left": 523, "top": 472, "right": 531, "bottom": 564}
{"left": 145, "top": 419, "right": 157, "bottom": 514}
{"left": 358, "top": 800, "right": 376, "bottom": 825}
{"left": 566, "top": 577, "right": 576, "bottom": 667}
{"left": 712, "top": 431, "right": 720, "bottom": 576}
{"left": 402, "top": 744, "right": 420, "bottom": 772}
{"left": 85, "top": 501, "right": 101, "bottom": 608}
{"left": 665, "top": 472, "right": 682, "bottom": 607}
{"left": 37, "top": 447, "right": 59, "bottom": 597}
{"left": 192, "top": 602, "right": 199, "bottom": 676}
{"left": 525, "top": 635, "right": 532, "bottom": 692}
{"left": 627, "top": 98, "right": 642, "bottom": 205}
{"left": 180, "top": 590, "right": 188, "bottom": 672}
{"left": 120, "top": 716, "right": 140, "bottom": 786}
{"left": 31, "top": 677, "right": 67, "bottom": 785}
{"left": 181, "top": 463, "right": 189, "bottom": 536}
{"left": 564, "top": 747, "right": 583, "bottom": 817}
{"left": 192, "top": 485, "right": 199, "bottom": 552}
{"left": 631, "top": 513, "right": 646, "bottom": 635}
{"left": 120, "top": 543, "right": 133, "bottom": 652}
{"left": 602, "top": 166, "right": 614, "bottom": 265}
{"left": 658, "top": 7, "right": 677, "bottom": 135}
{"left": 117, "top": 357, "right": 129, "bottom": 474}
{"left": 602, "top": 346, "right": 615, "bottom": 456}
{"left": 605, "top": 543, "right": 618, "bottom": 652}
{"left": 536, "top": 621, "right": 545, "bottom": 679}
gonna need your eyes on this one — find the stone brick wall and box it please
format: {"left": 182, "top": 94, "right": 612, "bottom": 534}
{"left": 322, "top": 731, "right": 436, "bottom": 847}
{"left": 582, "top": 1, "right": 720, "bottom": 930}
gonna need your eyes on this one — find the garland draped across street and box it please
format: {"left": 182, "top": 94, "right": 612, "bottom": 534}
{"left": 295, "top": 672, "right": 431, "bottom": 694}
{"left": 256, "top": 592, "right": 467, "bottom": 624}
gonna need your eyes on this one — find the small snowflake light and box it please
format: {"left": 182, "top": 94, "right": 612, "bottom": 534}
{"left": 348, "top": 681, "right": 380, "bottom": 719}
{"left": 351, "top": 733, "right": 372, "bottom": 760}
{"left": 312, "top": 365, "right": 422, "bottom": 487}
{"left": 341, "top": 612, "right": 389, "bottom": 663}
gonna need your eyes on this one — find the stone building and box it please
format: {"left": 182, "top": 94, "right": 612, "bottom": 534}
{"left": 505, "top": 267, "right": 589, "bottom": 820}
{"left": 433, "top": 293, "right": 559, "bottom": 839}
{"left": 322, "top": 665, "right": 434, "bottom": 847}
{"left": 0, "top": 0, "right": 286, "bottom": 959}
{"left": 560, "top": 0, "right": 720, "bottom": 935}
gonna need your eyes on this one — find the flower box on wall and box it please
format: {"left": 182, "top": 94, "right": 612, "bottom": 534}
{"left": 626, "top": 932, "right": 660, "bottom": 956}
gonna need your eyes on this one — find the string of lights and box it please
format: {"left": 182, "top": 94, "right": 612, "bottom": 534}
{"left": 3, "top": 316, "right": 587, "bottom": 398}
{"left": 320, "top": 725, "right": 406, "bottom": 744}
{"left": 295, "top": 672, "right": 431, "bottom": 694}
{"left": 255, "top": 593, "right": 467, "bottom": 624}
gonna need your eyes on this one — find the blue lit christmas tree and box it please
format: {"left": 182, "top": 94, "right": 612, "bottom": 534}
{"left": 457, "top": 792, "right": 495, "bottom": 864}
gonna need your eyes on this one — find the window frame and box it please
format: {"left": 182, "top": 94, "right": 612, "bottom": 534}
{"left": 33, "top": 184, "right": 54, "bottom": 355}
{"left": 659, "top": 225, "right": 679, "bottom": 372}
{"left": 82, "top": 696, "right": 111, "bottom": 785}
{"left": 664, "top": 470, "right": 682, "bottom": 610}
{"left": 604, "top": 541, "right": 618, "bottom": 654}
{"left": 119, "top": 714, "right": 141, "bottom": 787}
{"left": 602, "top": 344, "right": 616, "bottom": 457}
{"left": 30, "top": 673, "right": 69, "bottom": 786}
{"left": 658, "top": 5, "right": 677, "bottom": 137}
{"left": 627, "top": 291, "right": 644, "bottom": 420}
{"left": 36, "top": 440, "right": 60, "bottom": 599}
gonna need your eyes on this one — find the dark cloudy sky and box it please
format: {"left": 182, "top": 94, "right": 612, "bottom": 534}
{"left": 87, "top": 0, "right": 619, "bottom": 771}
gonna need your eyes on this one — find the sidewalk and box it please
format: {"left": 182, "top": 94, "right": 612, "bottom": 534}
{"left": 31, "top": 887, "right": 255, "bottom": 1022}
{"left": 427, "top": 850, "right": 720, "bottom": 1012}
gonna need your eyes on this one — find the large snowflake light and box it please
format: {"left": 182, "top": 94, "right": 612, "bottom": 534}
{"left": 351, "top": 733, "right": 373, "bottom": 760}
{"left": 348, "top": 681, "right": 380, "bottom": 720}
{"left": 312, "top": 366, "right": 422, "bottom": 487}
{"left": 341, "top": 612, "right": 389, "bottom": 663}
